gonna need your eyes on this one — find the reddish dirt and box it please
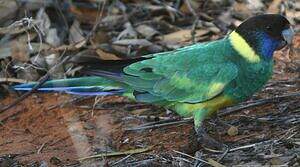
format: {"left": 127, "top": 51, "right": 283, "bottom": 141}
{"left": 0, "top": 94, "right": 197, "bottom": 166}
{"left": 0, "top": 35, "right": 299, "bottom": 166}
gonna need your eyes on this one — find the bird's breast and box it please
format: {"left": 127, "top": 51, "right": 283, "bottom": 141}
{"left": 226, "top": 61, "right": 273, "bottom": 101}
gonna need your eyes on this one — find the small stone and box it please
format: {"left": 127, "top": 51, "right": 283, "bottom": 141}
{"left": 227, "top": 126, "right": 238, "bottom": 136}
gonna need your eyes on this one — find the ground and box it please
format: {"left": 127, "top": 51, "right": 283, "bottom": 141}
{"left": 0, "top": 38, "right": 299, "bottom": 166}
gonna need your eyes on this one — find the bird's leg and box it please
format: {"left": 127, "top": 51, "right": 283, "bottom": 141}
{"left": 194, "top": 110, "right": 226, "bottom": 150}
{"left": 195, "top": 125, "right": 224, "bottom": 149}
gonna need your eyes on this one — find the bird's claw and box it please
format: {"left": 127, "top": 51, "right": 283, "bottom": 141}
{"left": 195, "top": 126, "right": 226, "bottom": 151}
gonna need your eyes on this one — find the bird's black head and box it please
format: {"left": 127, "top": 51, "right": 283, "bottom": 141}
{"left": 234, "top": 14, "right": 294, "bottom": 60}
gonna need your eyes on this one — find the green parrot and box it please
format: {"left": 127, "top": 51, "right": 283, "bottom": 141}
{"left": 14, "top": 14, "right": 294, "bottom": 145}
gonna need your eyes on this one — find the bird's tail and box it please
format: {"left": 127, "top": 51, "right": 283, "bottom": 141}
{"left": 13, "top": 76, "right": 126, "bottom": 96}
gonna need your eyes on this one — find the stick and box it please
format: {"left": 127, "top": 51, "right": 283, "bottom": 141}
{"left": 220, "top": 92, "right": 300, "bottom": 117}
{"left": 0, "top": 78, "right": 30, "bottom": 83}
{"left": 78, "top": 146, "right": 153, "bottom": 161}
{"left": 0, "top": 55, "right": 70, "bottom": 114}
{"left": 173, "top": 150, "right": 211, "bottom": 165}
{"left": 125, "top": 119, "right": 192, "bottom": 131}
{"left": 0, "top": 73, "right": 50, "bottom": 113}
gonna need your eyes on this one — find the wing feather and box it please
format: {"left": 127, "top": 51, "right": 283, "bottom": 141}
{"left": 123, "top": 39, "right": 238, "bottom": 103}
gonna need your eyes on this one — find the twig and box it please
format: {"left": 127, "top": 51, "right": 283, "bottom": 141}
{"left": 172, "top": 156, "right": 193, "bottom": 164}
{"left": 229, "top": 128, "right": 295, "bottom": 153}
{"left": 125, "top": 119, "right": 192, "bottom": 131}
{"left": 0, "top": 17, "right": 39, "bottom": 35}
{"left": 184, "top": 0, "right": 197, "bottom": 16}
{"left": 0, "top": 73, "right": 50, "bottom": 113}
{"left": 267, "top": 78, "right": 300, "bottom": 86}
{"left": 220, "top": 91, "right": 300, "bottom": 116}
{"left": 122, "top": 115, "right": 176, "bottom": 121}
{"left": 204, "top": 140, "right": 273, "bottom": 154}
{"left": 126, "top": 158, "right": 156, "bottom": 166}
{"left": 86, "top": 0, "right": 106, "bottom": 41}
{"left": 191, "top": 17, "right": 199, "bottom": 43}
{"left": 130, "top": 117, "right": 185, "bottom": 127}
{"left": 37, "top": 142, "right": 47, "bottom": 154}
{"left": 78, "top": 146, "right": 153, "bottom": 161}
{"left": 218, "top": 145, "right": 229, "bottom": 162}
{"left": 184, "top": 0, "right": 199, "bottom": 43}
{"left": 173, "top": 150, "right": 210, "bottom": 165}
{"left": 229, "top": 136, "right": 285, "bottom": 152}
{"left": 46, "top": 96, "right": 92, "bottom": 111}
{"left": 0, "top": 55, "right": 70, "bottom": 114}
{"left": 286, "top": 154, "right": 300, "bottom": 166}
{"left": 0, "top": 78, "right": 31, "bottom": 83}
{"left": 110, "top": 154, "right": 132, "bottom": 166}
{"left": 206, "top": 127, "right": 297, "bottom": 154}
{"left": 91, "top": 95, "right": 104, "bottom": 116}
{"left": 48, "top": 136, "right": 70, "bottom": 146}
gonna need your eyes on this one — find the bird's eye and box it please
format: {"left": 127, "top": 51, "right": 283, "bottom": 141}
{"left": 266, "top": 26, "right": 272, "bottom": 31}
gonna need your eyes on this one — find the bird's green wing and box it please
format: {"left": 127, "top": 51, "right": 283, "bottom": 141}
{"left": 123, "top": 40, "right": 238, "bottom": 103}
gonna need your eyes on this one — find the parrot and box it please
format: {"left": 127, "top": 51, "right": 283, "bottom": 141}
{"left": 14, "top": 14, "right": 294, "bottom": 147}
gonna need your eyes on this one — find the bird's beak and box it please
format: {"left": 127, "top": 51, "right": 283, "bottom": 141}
{"left": 282, "top": 27, "right": 294, "bottom": 45}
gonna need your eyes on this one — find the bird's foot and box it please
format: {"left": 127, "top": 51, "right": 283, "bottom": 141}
{"left": 195, "top": 126, "right": 227, "bottom": 151}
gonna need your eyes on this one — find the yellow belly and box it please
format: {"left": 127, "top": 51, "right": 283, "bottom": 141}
{"left": 172, "top": 94, "right": 236, "bottom": 118}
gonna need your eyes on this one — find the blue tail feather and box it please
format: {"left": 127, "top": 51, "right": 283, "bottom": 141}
{"left": 13, "top": 76, "right": 125, "bottom": 96}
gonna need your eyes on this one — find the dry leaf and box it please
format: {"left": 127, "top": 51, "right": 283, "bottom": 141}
{"left": 45, "top": 53, "right": 65, "bottom": 78}
{"left": 46, "top": 28, "right": 61, "bottom": 47}
{"left": 91, "top": 30, "right": 110, "bottom": 44}
{"left": 11, "top": 41, "right": 30, "bottom": 62}
{"left": 0, "top": 0, "right": 18, "bottom": 24}
{"left": 207, "top": 158, "right": 226, "bottom": 167}
{"left": 113, "top": 39, "right": 153, "bottom": 46}
{"left": 96, "top": 49, "right": 121, "bottom": 60}
{"left": 0, "top": 45, "right": 11, "bottom": 59}
{"left": 74, "top": 40, "right": 87, "bottom": 49}
{"left": 117, "top": 22, "right": 137, "bottom": 40}
{"left": 180, "top": 0, "right": 201, "bottom": 14}
{"left": 232, "top": 2, "right": 252, "bottom": 20}
{"left": 36, "top": 8, "right": 51, "bottom": 35}
{"left": 269, "top": 157, "right": 284, "bottom": 166}
{"left": 158, "top": 29, "right": 209, "bottom": 45}
{"left": 267, "top": 0, "right": 283, "bottom": 14}
{"left": 69, "top": 20, "right": 85, "bottom": 44}
{"left": 136, "top": 24, "right": 159, "bottom": 39}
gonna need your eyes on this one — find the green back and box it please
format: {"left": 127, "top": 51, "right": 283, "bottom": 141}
{"left": 122, "top": 38, "right": 239, "bottom": 103}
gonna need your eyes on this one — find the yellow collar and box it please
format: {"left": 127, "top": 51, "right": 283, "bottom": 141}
{"left": 229, "top": 31, "right": 260, "bottom": 63}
